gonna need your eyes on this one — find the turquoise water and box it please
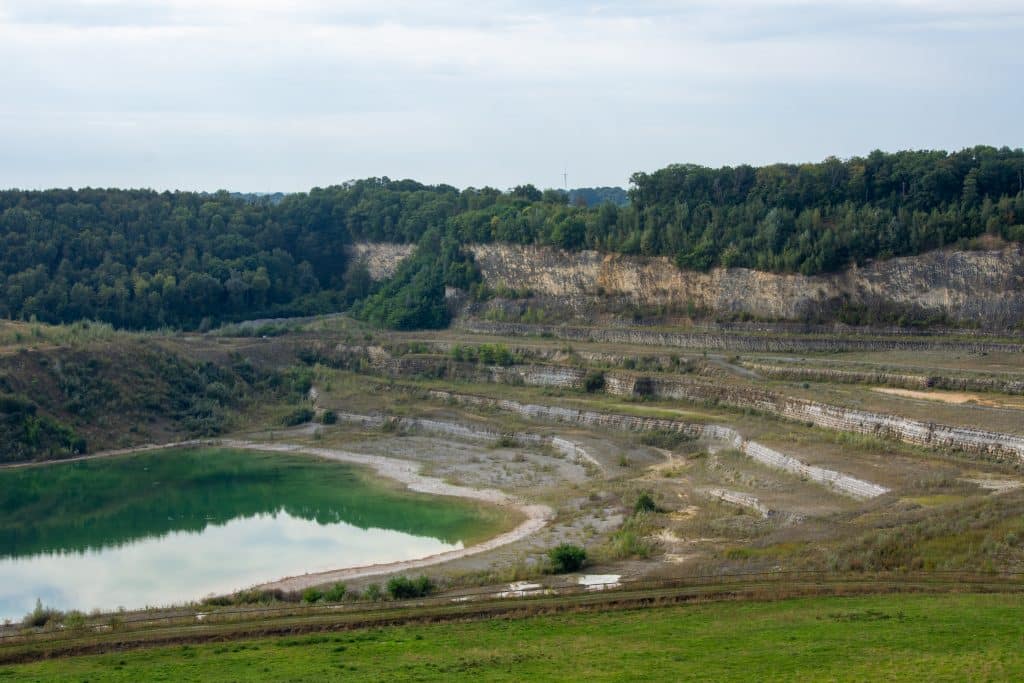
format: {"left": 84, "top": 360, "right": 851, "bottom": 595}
{"left": 0, "top": 448, "right": 507, "bottom": 621}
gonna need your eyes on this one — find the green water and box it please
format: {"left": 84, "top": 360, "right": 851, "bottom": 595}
{"left": 0, "top": 448, "right": 510, "bottom": 620}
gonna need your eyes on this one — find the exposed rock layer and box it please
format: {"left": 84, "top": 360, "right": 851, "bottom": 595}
{"left": 349, "top": 242, "right": 1024, "bottom": 327}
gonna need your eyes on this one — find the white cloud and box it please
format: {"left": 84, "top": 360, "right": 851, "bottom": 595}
{"left": 0, "top": 0, "right": 1020, "bottom": 190}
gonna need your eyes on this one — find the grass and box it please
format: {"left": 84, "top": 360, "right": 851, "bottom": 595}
{"left": 906, "top": 494, "right": 966, "bottom": 507}
{"left": 0, "top": 320, "right": 138, "bottom": 351}
{"left": 7, "top": 593, "right": 1023, "bottom": 681}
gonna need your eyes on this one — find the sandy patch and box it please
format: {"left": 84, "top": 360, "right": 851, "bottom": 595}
{"left": 872, "top": 387, "right": 1024, "bottom": 409}
{"left": 669, "top": 506, "right": 701, "bottom": 521}
{"left": 656, "top": 529, "right": 686, "bottom": 544}
{"left": 578, "top": 574, "right": 621, "bottom": 590}
{"left": 663, "top": 553, "right": 698, "bottom": 564}
{"left": 963, "top": 478, "right": 1024, "bottom": 493}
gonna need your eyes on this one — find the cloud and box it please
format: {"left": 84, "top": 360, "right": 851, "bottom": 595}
{"left": 0, "top": 0, "right": 1020, "bottom": 190}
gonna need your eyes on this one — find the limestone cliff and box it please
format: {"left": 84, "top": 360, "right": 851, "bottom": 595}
{"left": 348, "top": 242, "right": 415, "bottom": 280}
{"left": 348, "top": 242, "right": 1024, "bottom": 326}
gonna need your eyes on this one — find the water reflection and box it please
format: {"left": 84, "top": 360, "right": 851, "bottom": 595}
{"left": 0, "top": 511, "right": 461, "bottom": 621}
{"left": 0, "top": 449, "right": 504, "bottom": 622}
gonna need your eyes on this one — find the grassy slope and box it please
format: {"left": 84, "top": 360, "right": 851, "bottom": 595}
{"left": 8, "top": 593, "right": 1022, "bottom": 681}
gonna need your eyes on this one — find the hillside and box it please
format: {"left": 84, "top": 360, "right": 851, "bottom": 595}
{"left": 0, "top": 321, "right": 314, "bottom": 463}
{"left": 1, "top": 147, "right": 1022, "bottom": 331}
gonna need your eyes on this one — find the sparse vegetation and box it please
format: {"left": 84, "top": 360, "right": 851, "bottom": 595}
{"left": 639, "top": 429, "right": 694, "bottom": 449}
{"left": 22, "top": 599, "right": 63, "bottom": 628}
{"left": 601, "top": 512, "right": 660, "bottom": 560}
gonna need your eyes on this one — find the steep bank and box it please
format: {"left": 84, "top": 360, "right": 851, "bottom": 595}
{"left": 348, "top": 242, "right": 1024, "bottom": 327}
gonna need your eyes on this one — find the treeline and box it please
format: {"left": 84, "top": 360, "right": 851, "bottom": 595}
{"left": 627, "top": 147, "right": 1024, "bottom": 272}
{"left": 1, "top": 146, "right": 1023, "bottom": 331}
{"left": 444, "top": 146, "right": 1024, "bottom": 273}
{"left": 0, "top": 188, "right": 351, "bottom": 329}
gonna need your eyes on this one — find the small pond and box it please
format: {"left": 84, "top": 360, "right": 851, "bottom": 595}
{"left": 0, "top": 448, "right": 508, "bottom": 621}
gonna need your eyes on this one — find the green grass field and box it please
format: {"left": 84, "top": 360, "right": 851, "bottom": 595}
{"left": 7, "top": 593, "right": 1022, "bottom": 681}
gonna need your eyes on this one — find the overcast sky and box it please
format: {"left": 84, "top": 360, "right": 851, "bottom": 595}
{"left": 1, "top": 1, "right": 1021, "bottom": 192}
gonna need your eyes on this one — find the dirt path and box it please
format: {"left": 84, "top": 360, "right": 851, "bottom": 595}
{"left": 872, "top": 386, "right": 1024, "bottom": 409}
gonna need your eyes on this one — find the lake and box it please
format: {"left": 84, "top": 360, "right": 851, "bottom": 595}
{"left": 0, "top": 448, "right": 509, "bottom": 622}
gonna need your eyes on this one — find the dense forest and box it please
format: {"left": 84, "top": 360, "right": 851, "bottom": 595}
{"left": 1, "top": 146, "right": 1022, "bottom": 330}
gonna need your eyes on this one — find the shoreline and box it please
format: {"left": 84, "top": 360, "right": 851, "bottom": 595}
{"left": 218, "top": 441, "right": 552, "bottom": 593}
{"left": 2, "top": 438, "right": 553, "bottom": 594}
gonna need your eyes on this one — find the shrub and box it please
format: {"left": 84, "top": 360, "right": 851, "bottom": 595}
{"left": 320, "top": 410, "right": 338, "bottom": 425}
{"left": 301, "top": 587, "right": 323, "bottom": 603}
{"left": 639, "top": 429, "right": 694, "bottom": 449}
{"left": 601, "top": 514, "right": 658, "bottom": 560}
{"left": 364, "top": 584, "right": 383, "bottom": 601}
{"left": 584, "top": 371, "right": 605, "bottom": 393}
{"left": 324, "top": 583, "right": 347, "bottom": 602}
{"left": 604, "top": 529, "right": 656, "bottom": 560}
{"left": 548, "top": 544, "right": 587, "bottom": 573}
{"left": 23, "top": 599, "right": 63, "bottom": 628}
{"left": 63, "top": 610, "right": 87, "bottom": 630}
{"left": 477, "top": 343, "right": 515, "bottom": 366}
{"left": 634, "top": 491, "right": 659, "bottom": 514}
{"left": 282, "top": 407, "right": 315, "bottom": 426}
{"left": 494, "top": 434, "right": 518, "bottom": 448}
{"left": 386, "top": 575, "right": 434, "bottom": 599}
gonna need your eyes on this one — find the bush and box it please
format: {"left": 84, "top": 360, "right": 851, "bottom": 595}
{"left": 282, "top": 407, "right": 315, "bottom": 426}
{"left": 584, "top": 371, "right": 605, "bottom": 393}
{"left": 639, "top": 429, "right": 694, "bottom": 449}
{"left": 364, "top": 584, "right": 383, "bottom": 601}
{"left": 324, "top": 583, "right": 347, "bottom": 602}
{"left": 548, "top": 544, "right": 587, "bottom": 573}
{"left": 493, "top": 434, "right": 518, "bottom": 448}
{"left": 386, "top": 575, "right": 434, "bottom": 599}
{"left": 604, "top": 529, "right": 657, "bottom": 560}
{"left": 320, "top": 410, "right": 338, "bottom": 425}
{"left": 23, "top": 599, "right": 63, "bottom": 628}
{"left": 601, "top": 513, "right": 659, "bottom": 560}
{"left": 301, "top": 587, "right": 323, "bottom": 603}
{"left": 634, "top": 491, "right": 660, "bottom": 514}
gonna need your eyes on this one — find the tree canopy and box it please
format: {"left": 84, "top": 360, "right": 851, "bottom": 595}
{"left": 1, "top": 146, "right": 1022, "bottom": 330}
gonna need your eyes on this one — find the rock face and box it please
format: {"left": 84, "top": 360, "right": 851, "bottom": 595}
{"left": 471, "top": 243, "right": 1024, "bottom": 326}
{"left": 349, "top": 241, "right": 1024, "bottom": 326}
{"left": 348, "top": 242, "right": 415, "bottom": 280}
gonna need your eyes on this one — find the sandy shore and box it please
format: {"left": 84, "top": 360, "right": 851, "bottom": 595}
{"left": 4, "top": 437, "right": 553, "bottom": 592}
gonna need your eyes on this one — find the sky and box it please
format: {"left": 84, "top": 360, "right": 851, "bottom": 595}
{"left": 1, "top": 0, "right": 1022, "bottom": 192}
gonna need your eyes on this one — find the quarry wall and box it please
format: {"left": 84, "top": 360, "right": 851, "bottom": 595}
{"left": 336, "top": 344, "right": 1024, "bottom": 463}
{"left": 348, "top": 241, "right": 1024, "bottom": 327}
